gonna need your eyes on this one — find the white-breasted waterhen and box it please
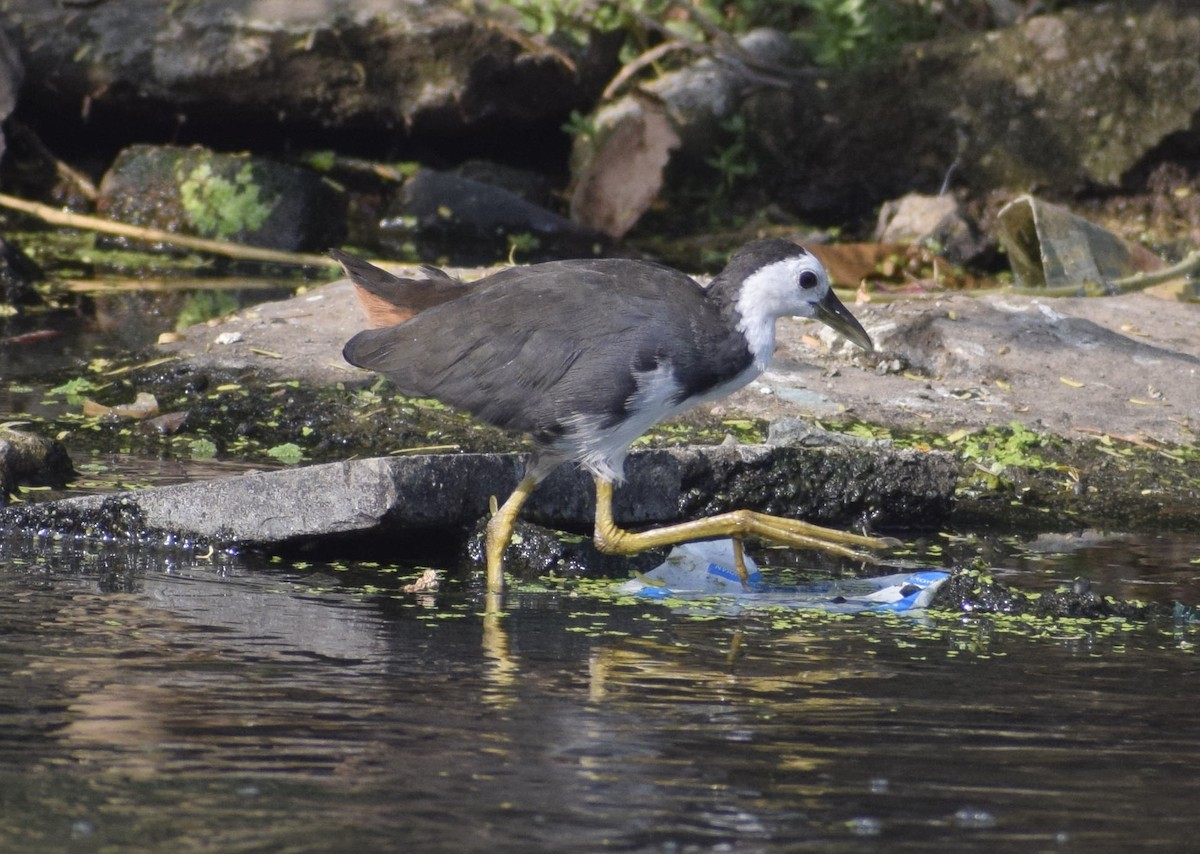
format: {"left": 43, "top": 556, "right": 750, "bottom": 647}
{"left": 339, "top": 238, "right": 890, "bottom": 592}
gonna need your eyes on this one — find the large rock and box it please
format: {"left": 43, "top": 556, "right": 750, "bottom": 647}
{"left": 380, "top": 167, "right": 608, "bottom": 264}
{"left": 0, "top": 445, "right": 957, "bottom": 550}
{"left": 1, "top": 0, "right": 616, "bottom": 152}
{"left": 569, "top": 28, "right": 798, "bottom": 238}
{"left": 577, "top": 3, "right": 1200, "bottom": 229}
{"left": 748, "top": 1, "right": 1200, "bottom": 218}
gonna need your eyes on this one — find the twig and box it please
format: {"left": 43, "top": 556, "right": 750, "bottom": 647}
{"left": 1105, "top": 249, "right": 1200, "bottom": 294}
{"left": 602, "top": 39, "right": 689, "bottom": 100}
{"left": 1009, "top": 249, "right": 1200, "bottom": 297}
{"left": 0, "top": 192, "right": 338, "bottom": 268}
{"left": 61, "top": 277, "right": 310, "bottom": 293}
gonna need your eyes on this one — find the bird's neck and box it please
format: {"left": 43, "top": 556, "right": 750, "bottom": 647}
{"left": 707, "top": 271, "right": 778, "bottom": 372}
{"left": 733, "top": 304, "right": 777, "bottom": 372}
{"left": 709, "top": 271, "right": 777, "bottom": 372}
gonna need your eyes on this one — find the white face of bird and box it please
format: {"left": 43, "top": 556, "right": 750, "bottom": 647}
{"left": 735, "top": 253, "right": 873, "bottom": 369}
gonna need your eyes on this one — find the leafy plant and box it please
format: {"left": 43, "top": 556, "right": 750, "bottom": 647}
{"left": 266, "top": 443, "right": 305, "bottom": 465}
{"left": 798, "top": 0, "right": 934, "bottom": 67}
{"left": 706, "top": 114, "right": 759, "bottom": 192}
{"left": 177, "top": 160, "right": 274, "bottom": 239}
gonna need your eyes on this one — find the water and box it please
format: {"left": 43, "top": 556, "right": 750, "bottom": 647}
{"left": 1, "top": 533, "right": 1198, "bottom": 852}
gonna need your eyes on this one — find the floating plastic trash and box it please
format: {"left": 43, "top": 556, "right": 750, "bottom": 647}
{"left": 617, "top": 541, "right": 949, "bottom": 614}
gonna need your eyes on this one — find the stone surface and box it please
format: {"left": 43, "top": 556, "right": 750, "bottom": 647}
{"left": 160, "top": 265, "right": 1200, "bottom": 446}
{"left": 0, "top": 445, "right": 957, "bottom": 549}
{"left": 746, "top": 1, "right": 1200, "bottom": 219}
{"left": 768, "top": 291, "right": 1200, "bottom": 446}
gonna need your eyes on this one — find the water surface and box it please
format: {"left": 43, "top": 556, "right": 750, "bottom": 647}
{"left": 1, "top": 533, "right": 1198, "bottom": 852}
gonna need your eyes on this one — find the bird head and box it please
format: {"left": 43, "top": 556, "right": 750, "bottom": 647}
{"left": 728, "top": 239, "right": 873, "bottom": 362}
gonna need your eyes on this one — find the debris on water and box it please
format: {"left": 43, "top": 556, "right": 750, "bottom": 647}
{"left": 82, "top": 391, "right": 160, "bottom": 420}
{"left": 616, "top": 541, "right": 950, "bottom": 614}
{"left": 402, "top": 568, "right": 440, "bottom": 593}
{"left": 953, "top": 807, "right": 997, "bottom": 829}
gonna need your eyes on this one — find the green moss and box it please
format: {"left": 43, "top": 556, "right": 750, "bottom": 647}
{"left": 177, "top": 160, "right": 274, "bottom": 239}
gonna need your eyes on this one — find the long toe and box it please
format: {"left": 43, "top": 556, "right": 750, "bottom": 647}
{"left": 742, "top": 510, "right": 897, "bottom": 552}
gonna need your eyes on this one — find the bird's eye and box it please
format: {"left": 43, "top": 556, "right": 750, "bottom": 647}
{"left": 798, "top": 270, "right": 819, "bottom": 289}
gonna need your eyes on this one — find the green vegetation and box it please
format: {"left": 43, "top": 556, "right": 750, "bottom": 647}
{"left": 177, "top": 160, "right": 274, "bottom": 240}
{"left": 491, "top": 0, "right": 936, "bottom": 67}
{"left": 797, "top": 0, "right": 934, "bottom": 67}
{"left": 706, "top": 114, "right": 759, "bottom": 194}
{"left": 174, "top": 290, "right": 241, "bottom": 331}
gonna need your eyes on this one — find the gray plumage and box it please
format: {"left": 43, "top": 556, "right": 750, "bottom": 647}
{"left": 341, "top": 239, "right": 849, "bottom": 480}
{"left": 344, "top": 259, "right": 757, "bottom": 433}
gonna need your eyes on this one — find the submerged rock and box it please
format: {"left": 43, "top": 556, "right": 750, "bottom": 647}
{"left": 933, "top": 566, "right": 1162, "bottom": 620}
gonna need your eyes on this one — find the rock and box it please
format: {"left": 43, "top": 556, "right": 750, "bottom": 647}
{"left": 569, "top": 92, "right": 681, "bottom": 239}
{"left": 995, "top": 195, "right": 1165, "bottom": 290}
{"left": 157, "top": 245, "right": 1200, "bottom": 451}
{"left": 569, "top": 28, "right": 798, "bottom": 237}
{"left": 3, "top": 0, "right": 616, "bottom": 158}
{"left": 759, "top": 289, "right": 1200, "bottom": 447}
{"left": 464, "top": 515, "right": 664, "bottom": 581}
{"left": 97, "top": 144, "right": 345, "bottom": 252}
{"left": 746, "top": 1, "right": 1200, "bottom": 219}
{"left": 0, "top": 445, "right": 957, "bottom": 549}
{"left": 451, "top": 160, "right": 556, "bottom": 210}
{"left": 0, "top": 427, "right": 74, "bottom": 505}
{"left": 874, "top": 193, "right": 990, "bottom": 266}
{"left": 933, "top": 566, "right": 1160, "bottom": 619}
{"left": 380, "top": 167, "right": 608, "bottom": 264}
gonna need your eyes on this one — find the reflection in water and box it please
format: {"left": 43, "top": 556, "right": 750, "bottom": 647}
{"left": 1, "top": 533, "right": 1199, "bottom": 851}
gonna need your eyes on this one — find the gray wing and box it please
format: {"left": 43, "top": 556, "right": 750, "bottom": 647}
{"left": 343, "top": 259, "right": 751, "bottom": 436}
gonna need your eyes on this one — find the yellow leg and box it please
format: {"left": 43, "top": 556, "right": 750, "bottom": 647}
{"left": 484, "top": 474, "right": 538, "bottom": 592}
{"left": 592, "top": 477, "right": 896, "bottom": 563}
{"left": 731, "top": 537, "right": 751, "bottom": 589}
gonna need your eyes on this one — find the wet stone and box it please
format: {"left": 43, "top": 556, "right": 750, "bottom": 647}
{"left": 0, "top": 446, "right": 957, "bottom": 556}
{"left": 932, "top": 566, "right": 1163, "bottom": 620}
{"left": 463, "top": 517, "right": 663, "bottom": 582}
{"left": 0, "top": 427, "right": 74, "bottom": 506}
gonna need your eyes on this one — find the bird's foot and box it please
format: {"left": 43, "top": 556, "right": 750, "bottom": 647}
{"left": 595, "top": 507, "right": 896, "bottom": 565}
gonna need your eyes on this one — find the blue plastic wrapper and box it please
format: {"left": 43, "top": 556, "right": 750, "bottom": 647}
{"left": 616, "top": 541, "right": 949, "bottom": 614}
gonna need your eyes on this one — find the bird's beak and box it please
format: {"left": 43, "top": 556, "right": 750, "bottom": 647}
{"left": 813, "top": 289, "right": 873, "bottom": 352}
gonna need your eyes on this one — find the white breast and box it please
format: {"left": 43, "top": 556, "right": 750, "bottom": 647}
{"left": 549, "top": 359, "right": 763, "bottom": 482}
